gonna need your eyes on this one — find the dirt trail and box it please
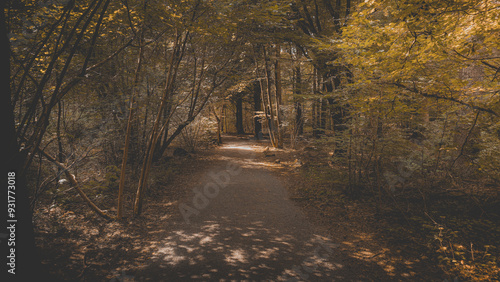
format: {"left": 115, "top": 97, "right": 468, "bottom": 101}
{"left": 125, "top": 137, "right": 392, "bottom": 281}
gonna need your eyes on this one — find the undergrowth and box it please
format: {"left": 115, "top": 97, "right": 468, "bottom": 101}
{"left": 295, "top": 158, "right": 500, "bottom": 281}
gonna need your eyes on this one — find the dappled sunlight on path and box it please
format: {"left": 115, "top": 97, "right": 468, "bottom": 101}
{"left": 120, "top": 137, "right": 393, "bottom": 281}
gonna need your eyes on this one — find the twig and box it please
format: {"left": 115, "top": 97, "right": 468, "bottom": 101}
{"left": 76, "top": 250, "right": 90, "bottom": 279}
{"left": 450, "top": 111, "right": 480, "bottom": 169}
{"left": 424, "top": 211, "right": 439, "bottom": 226}
{"left": 471, "top": 242, "right": 474, "bottom": 261}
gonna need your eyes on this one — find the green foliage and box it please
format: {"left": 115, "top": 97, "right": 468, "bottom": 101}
{"left": 340, "top": 0, "right": 499, "bottom": 110}
{"left": 326, "top": 0, "right": 500, "bottom": 190}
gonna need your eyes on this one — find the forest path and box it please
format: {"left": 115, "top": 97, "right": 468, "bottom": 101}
{"left": 130, "top": 137, "right": 391, "bottom": 281}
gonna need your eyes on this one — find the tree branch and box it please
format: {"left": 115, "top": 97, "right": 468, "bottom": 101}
{"left": 392, "top": 82, "right": 498, "bottom": 116}
{"left": 35, "top": 146, "right": 113, "bottom": 220}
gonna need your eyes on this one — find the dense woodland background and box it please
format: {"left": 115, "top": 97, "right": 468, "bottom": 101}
{"left": 2, "top": 0, "right": 499, "bottom": 280}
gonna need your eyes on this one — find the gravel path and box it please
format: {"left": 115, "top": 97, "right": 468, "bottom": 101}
{"left": 131, "top": 138, "right": 391, "bottom": 281}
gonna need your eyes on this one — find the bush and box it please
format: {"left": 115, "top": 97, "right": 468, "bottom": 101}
{"left": 178, "top": 117, "right": 217, "bottom": 152}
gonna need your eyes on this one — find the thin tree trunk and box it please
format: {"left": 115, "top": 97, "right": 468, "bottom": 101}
{"left": 152, "top": 46, "right": 216, "bottom": 162}
{"left": 142, "top": 78, "right": 152, "bottom": 145}
{"left": 133, "top": 31, "right": 183, "bottom": 216}
{"left": 294, "top": 65, "right": 304, "bottom": 135}
{"left": 312, "top": 67, "right": 321, "bottom": 137}
{"left": 117, "top": 30, "right": 144, "bottom": 219}
{"left": 117, "top": 99, "right": 133, "bottom": 219}
{"left": 320, "top": 98, "right": 328, "bottom": 134}
{"left": 134, "top": 27, "right": 195, "bottom": 216}
{"left": 223, "top": 104, "right": 228, "bottom": 133}
{"left": 211, "top": 106, "right": 222, "bottom": 144}
{"left": 312, "top": 99, "right": 317, "bottom": 135}
{"left": 219, "top": 106, "right": 224, "bottom": 142}
{"left": 251, "top": 44, "right": 274, "bottom": 144}
{"left": 450, "top": 111, "right": 480, "bottom": 169}
{"left": 263, "top": 46, "right": 277, "bottom": 147}
{"left": 57, "top": 101, "right": 65, "bottom": 177}
{"left": 259, "top": 77, "right": 275, "bottom": 147}
{"left": 274, "top": 44, "right": 283, "bottom": 148}
{"left": 253, "top": 80, "right": 262, "bottom": 139}
{"left": 156, "top": 71, "right": 227, "bottom": 158}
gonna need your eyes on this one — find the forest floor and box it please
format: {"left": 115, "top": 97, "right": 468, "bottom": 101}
{"left": 34, "top": 135, "right": 498, "bottom": 281}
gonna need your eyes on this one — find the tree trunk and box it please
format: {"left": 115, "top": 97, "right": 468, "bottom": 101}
{"left": 117, "top": 31, "right": 144, "bottom": 219}
{"left": 320, "top": 98, "right": 328, "bottom": 135}
{"left": 294, "top": 65, "right": 304, "bottom": 135}
{"left": 328, "top": 67, "right": 347, "bottom": 135}
{"left": 134, "top": 29, "right": 189, "bottom": 216}
{"left": 312, "top": 99, "right": 317, "bottom": 135}
{"left": 312, "top": 68, "right": 322, "bottom": 137}
{"left": 235, "top": 94, "right": 245, "bottom": 135}
{"left": 274, "top": 44, "right": 283, "bottom": 148}
{"left": 223, "top": 104, "right": 228, "bottom": 133}
{"left": 259, "top": 77, "right": 276, "bottom": 147}
{"left": 253, "top": 80, "right": 262, "bottom": 139}
{"left": 218, "top": 107, "right": 223, "bottom": 143}
{"left": 211, "top": 106, "right": 222, "bottom": 144}
{"left": 117, "top": 97, "right": 134, "bottom": 220}
{"left": 152, "top": 102, "right": 172, "bottom": 161}
{"left": 319, "top": 72, "right": 333, "bottom": 136}
{"left": 56, "top": 101, "right": 65, "bottom": 184}
{"left": 263, "top": 46, "right": 277, "bottom": 147}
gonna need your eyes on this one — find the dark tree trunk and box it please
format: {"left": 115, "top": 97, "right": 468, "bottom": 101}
{"left": 320, "top": 98, "right": 328, "bottom": 134}
{"left": 312, "top": 99, "right": 318, "bottom": 136}
{"left": 211, "top": 107, "right": 222, "bottom": 144}
{"left": 235, "top": 94, "right": 245, "bottom": 135}
{"left": 319, "top": 73, "right": 330, "bottom": 135}
{"left": 152, "top": 103, "right": 171, "bottom": 161}
{"left": 56, "top": 101, "right": 65, "bottom": 183}
{"left": 253, "top": 81, "right": 262, "bottom": 139}
{"left": 328, "top": 67, "right": 346, "bottom": 133}
{"left": 312, "top": 68, "right": 318, "bottom": 137}
{"left": 294, "top": 66, "right": 304, "bottom": 135}
{"left": 296, "top": 102, "right": 303, "bottom": 135}
{"left": 222, "top": 104, "right": 227, "bottom": 133}
{"left": 1, "top": 3, "right": 45, "bottom": 279}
